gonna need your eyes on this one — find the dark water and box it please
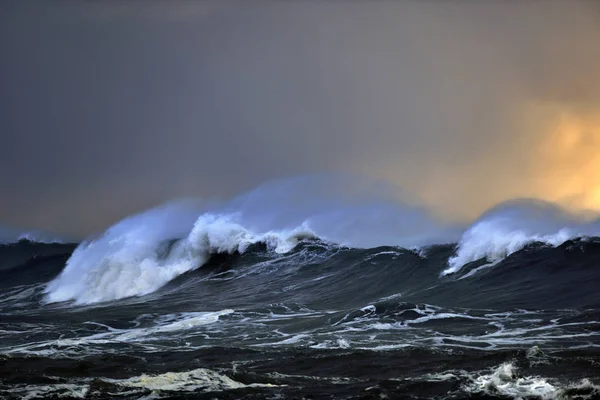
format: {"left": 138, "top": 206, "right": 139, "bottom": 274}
{"left": 1, "top": 238, "right": 600, "bottom": 399}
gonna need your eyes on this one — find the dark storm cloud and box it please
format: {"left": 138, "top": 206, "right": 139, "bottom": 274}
{"left": 1, "top": 1, "right": 599, "bottom": 237}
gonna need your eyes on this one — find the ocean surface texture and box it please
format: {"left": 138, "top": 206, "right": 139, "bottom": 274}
{"left": 1, "top": 193, "right": 600, "bottom": 399}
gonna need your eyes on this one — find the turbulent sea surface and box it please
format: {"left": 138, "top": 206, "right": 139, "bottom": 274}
{"left": 2, "top": 189, "right": 600, "bottom": 399}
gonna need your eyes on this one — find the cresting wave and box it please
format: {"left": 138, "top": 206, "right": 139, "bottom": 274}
{"left": 42, "top": 177, "right": 600, "bottom": 305}
{"left": 45, "top": 209, "right": 315, "bottom": 304}
{"left": 444, "top": 200, "right": 600, "bottom": 275}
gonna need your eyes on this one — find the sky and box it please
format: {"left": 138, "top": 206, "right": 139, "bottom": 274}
{"left": 1, "top": 0, "right": 600, "bottom": 238}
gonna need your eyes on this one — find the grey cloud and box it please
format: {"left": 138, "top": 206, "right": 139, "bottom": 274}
{"left": 1, "top": 0, "right": 599, "bottom": 237}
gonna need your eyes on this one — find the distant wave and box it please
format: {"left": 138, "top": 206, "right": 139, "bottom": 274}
{"left": 0, "top": 226, "right": 69, "bottom": 245}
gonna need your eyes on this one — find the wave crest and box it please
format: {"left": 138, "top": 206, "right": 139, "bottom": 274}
{"left": 443, "top": 200, "right": 600, "bottom": 275}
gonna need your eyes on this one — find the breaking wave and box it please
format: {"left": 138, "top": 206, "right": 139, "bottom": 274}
{"left": 43, "top": 176, "right": 456, "bottom": 305}
{"left": 44, "top": 208, "right": 315, "bottom": 304}
{"left": 444, "top": 200, "right": 600, "bottom": 275}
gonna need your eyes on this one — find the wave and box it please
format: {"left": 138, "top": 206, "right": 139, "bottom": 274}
{"left": 44, "top": 176, "right": 458, "bottom": 305}
{"left": 444, "top": 200, "right": 600, "bottom": 275}
{"left": 44, "top": 207, "right": 314, "bottom": 304}
{"left": 0, "top": 227, "right": 69, "bottom": 245}
{"left": 40, "top": 177, "right": 600, "bottom": 305}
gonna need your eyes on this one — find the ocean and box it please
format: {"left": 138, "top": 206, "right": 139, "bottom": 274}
{"left": 1, "top": 181, "right": 600, "bottom": 399}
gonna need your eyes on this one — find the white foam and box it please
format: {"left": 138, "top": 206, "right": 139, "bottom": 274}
{"left": 103, "top": 368, "right": 255, "bottom": 392}
{"left": 464, "top": 363, "right": 559, "bottom": 399}
{"left": 400, "top": 363, "right": 600, "bottom": 399}
{"left": 1, "top": 369, "right": 279, "bottom": 399}
{"left": 360, "top": 305, "right": 377, "bottom": 313}
{"left": 2, "top": 310, "right": 233, "bottom": 357}
{"left": 309, "top": 337, "right": 352, "bottom": 349}
{"left": 114, "top": 309, "right": 234, "bottom": 340}
{"left": 443, "top": 201, "right": 600, "bottom": 275}
{"left": 405, "top": 312, "right": 489, "bottom": 325}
